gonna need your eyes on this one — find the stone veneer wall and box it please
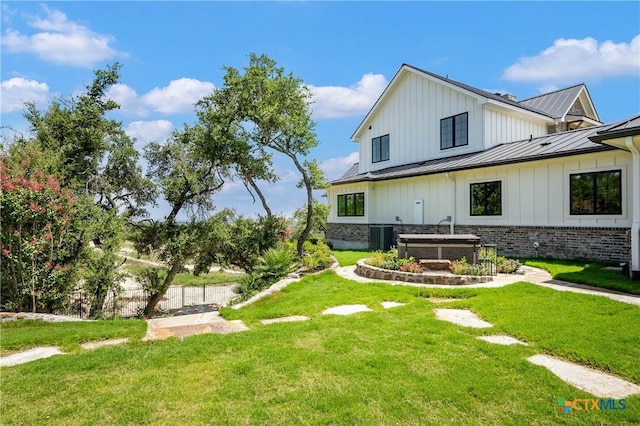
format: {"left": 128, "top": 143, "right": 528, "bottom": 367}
{"left": 326, "top": 222, "right": 631, "bottom": 264}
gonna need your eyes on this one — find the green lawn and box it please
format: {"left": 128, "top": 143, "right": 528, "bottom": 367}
{"left": 523, "top": 258, "right": 640, "bottom": 295}
{"left": 331, "top": 249, "right": 371, "bottom": 266}
{"left": 2, "top": 271, "right": 639, "bottom": 425}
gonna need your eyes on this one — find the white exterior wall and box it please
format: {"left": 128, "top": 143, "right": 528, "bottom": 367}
{"left": 367, "top": 175, "right": 453, "bottom": 225}
{"left": 326, "top": 182, "right": 370, "bottom": 224}
{"left": 484, "top": 107, "right": 548, "bottom": 148}
{"left": 329, "top": 151, "right": 633, "bottom": 228}
{"left": 357, "top": 73, "right": 484, "bottom": 174}
{"left": 454, "top": 151, "right": 632, "bottom": 227}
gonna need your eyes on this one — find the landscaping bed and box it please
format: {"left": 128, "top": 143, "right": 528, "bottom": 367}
{"left": 355, "top": 259, "right": 492, "bottom": 285}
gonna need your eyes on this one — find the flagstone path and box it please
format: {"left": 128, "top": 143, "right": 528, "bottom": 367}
{"left": 528, "top": 354, "right": 640, "bottom": 399}
{"left": 434, "top": 308, "right": 494, "bottom": 328}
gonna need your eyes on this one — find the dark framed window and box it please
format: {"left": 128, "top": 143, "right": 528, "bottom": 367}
{"left": 337, "top": 193, "right": 365, "bottom": 217}
{"left": 570, "top": 170, "right": 621, "bottom": 215}
{"left": 441, "top": 112, "right": 468, "bottom": 150}
{"left": 372, "top": 135, "right": 389, "bottom": 163}
{"left": 470, "top": 181, "right": 502, "bottom": 216}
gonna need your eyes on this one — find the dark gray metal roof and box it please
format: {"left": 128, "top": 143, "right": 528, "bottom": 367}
{"left": 336, "top": 163, "right": 360, "bottom": 180}
{"left": 518, "top": 84, "right": 585, "bottom": 120}
{"left": 590, "top": 114, "right": 640, "bottom": 141}
{"left": 331, "top": 124, "right": 616, "bottom": 185}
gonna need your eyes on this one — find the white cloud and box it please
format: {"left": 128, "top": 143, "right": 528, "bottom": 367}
{"left": 503, "top": 35, "right": 640, "bottom": 83}
{"left": 106, "top": 79, "right": 215, "bottom": 117}
{"left": 309, "top": 73, "right": 387, "bottom": 119}
{"left": 1, "top": 77, "right": 50, "bottom": 112}
{"left": 125, "top": 120, "right": 174, "bottom": 148}
{"left": 107, "top": 84, "right": 149, "bottom": 117}
{"left": 321, "top": 152, "right": 359, "bottom": 181}
{"left": 142, "top": 78, "right": 215, "bottom": 115}
{"left": 1, "top": 6, "right": 123, "bottom": 67}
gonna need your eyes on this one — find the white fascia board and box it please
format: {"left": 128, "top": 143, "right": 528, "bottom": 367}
{"left": 578, "top": 86, "right": 601, "bottom": 122}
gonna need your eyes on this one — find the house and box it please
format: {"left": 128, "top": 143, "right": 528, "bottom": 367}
{"left": 325, "top": 64, "right": 640, "bottom": 280}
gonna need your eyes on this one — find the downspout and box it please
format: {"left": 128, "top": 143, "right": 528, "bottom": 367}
{"left": 445, "top": 172, "right": 456, "bottom": 234}
{"left": 625, "top": 136, "right": 640, "bottom": 280}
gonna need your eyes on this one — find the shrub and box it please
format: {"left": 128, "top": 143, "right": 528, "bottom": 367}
{"left": 365, "top": 250, "right": 397, "bottom": 268}
{"left": 450, "top": 257, "right": 488, "bottom": 276}
{"left": 300, "top": 240, "right": 333, "bottom": 271}
{"left": 235, "top": 246, "right": 299, "bottom": 299}
{"left": 497, "top": 257, "right": 522, "bottom": 274}
{"left": 398, "top": 262, "right": 423, "bottom": 273}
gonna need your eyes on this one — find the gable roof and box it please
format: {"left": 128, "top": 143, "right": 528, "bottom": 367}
{"left": 518, "top": 84, "right": 600, "bottom": 122}
{"left": 351, "top": 64, "right": 556, "bottom": 141}
{"left": 333, "top": 124, "right": 615, "bottom": 185}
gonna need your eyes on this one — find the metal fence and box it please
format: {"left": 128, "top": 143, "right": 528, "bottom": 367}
{"left": 63, "top": 284, "right": 239, "bottom": 319}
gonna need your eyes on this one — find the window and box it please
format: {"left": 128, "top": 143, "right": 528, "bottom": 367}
{"left": 372, "top": 135, "right": 389, "bottom": 163}
{"left": 441, "top": 112, "right": 468, "bottom": 150}
{"left": 470, "top": 181, "right": 502, "bottom": 216}
{"left": 337, "top": 193, "right": 365, "bottom": 217}
{"left": 570, "top": 170, "right": 621, "bottom": 215}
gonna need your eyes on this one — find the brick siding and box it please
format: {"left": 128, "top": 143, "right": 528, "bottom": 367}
{"left": 326, "top": 222, "right": 631, "bottom": 264}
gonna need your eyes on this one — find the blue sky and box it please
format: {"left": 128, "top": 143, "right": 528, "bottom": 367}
{"left": 2, "top": 1, "right": 639, "bottom": 219}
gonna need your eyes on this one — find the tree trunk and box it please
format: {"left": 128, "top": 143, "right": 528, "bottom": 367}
{"left": 143, "top": 258, "right": 181, "bottom": 317}
{"left": 247, "top": 177, "right": 272, "bottom": 217}
{"left": 290, "top": 156, "right": 313, "bottom": 258}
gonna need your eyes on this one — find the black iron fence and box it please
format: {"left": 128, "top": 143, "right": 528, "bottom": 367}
{"left": 63, "top": 284, "right": 239, "bottom": 319}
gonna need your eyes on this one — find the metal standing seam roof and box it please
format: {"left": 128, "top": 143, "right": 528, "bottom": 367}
{"left": 518, "top": 84, "right": 587, "bottom": 120}
{"left": 590, "top": 114, "right": 640, "bottom": 141}
{"left": 331, "top": 124, "right": 615, "bottom": 185}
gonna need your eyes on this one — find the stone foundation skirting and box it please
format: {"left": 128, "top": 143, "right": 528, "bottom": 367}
{"left": 327, "top": 222, "right": 631, "bottom": 264}
{"left": 355, "top": 260, "right": 492, "bottom": 285}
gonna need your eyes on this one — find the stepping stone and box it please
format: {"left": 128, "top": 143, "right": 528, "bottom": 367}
{"left": 434, "top": 309, "right": 493, "bottom": 328}
{"left": 322, "top": 304, "right": 372, "bottom": 316}
{"left": 143, "top": 312, "right": 249, "bottom": 341}
{"left": 81, "top": 338, "right": 129, "bottom": 350}
{"left": 381, "top": 301, "right": 405, "bottom": 309}
{"left": 477, "top": 335, "right": 528, "bottom": 346}
{"left": 261, "top": 315, "right": 310, "bottom": 325}
{"left": 527, "top": 354, "right": 640, "bottom": 399}
{"left": 0, "top": 347, "right": 64, "bottom": 367}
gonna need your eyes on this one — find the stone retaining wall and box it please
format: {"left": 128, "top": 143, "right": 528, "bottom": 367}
{"left": 355, "top": 260, "right": 492, "bottom": 285}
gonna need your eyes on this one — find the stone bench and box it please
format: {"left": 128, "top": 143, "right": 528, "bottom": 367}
{"left": 419, "top": 259, "right": 452, "bottom": 271}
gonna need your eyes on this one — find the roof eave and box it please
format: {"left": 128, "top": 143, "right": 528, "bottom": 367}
{"left": 331, "top": 145, "right": 615, "bottom": 185}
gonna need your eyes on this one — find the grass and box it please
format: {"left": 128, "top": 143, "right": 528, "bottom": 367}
{"left": 331, "top": 249, "right": 371, "bottom": 266}
{"left": 522, "top": 258, "right": 640, "bottom": 295}
{"left": 2, "top": 271, "right": 639, "bottom": 425}
{"left": 0, "top": 319, "right": 146, "bottom": 356}
{"left": 122, "top": 258, "right": 245, "bottom": 286}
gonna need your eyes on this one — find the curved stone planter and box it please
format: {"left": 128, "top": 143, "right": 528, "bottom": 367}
{"left": 355, "top": 260, "right": 493, "bottom": 285}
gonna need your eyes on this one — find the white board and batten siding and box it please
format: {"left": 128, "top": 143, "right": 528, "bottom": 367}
{"left": 366, "top": 174, "right": 454, "bottom": 225}
{"left": 329, "top": 151, "right": 633, "bottom": 228}
{"left": 357, "top": 73, "right": 484, "bottom": 174}
{"left": 483, "top": 106, "right": 548, "bottom": 149}
{"left": 456, "top": 151, "right": 632, "bottom": 227}
{"left": 327, "top": 183, "right": 369, "bottom": 224}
